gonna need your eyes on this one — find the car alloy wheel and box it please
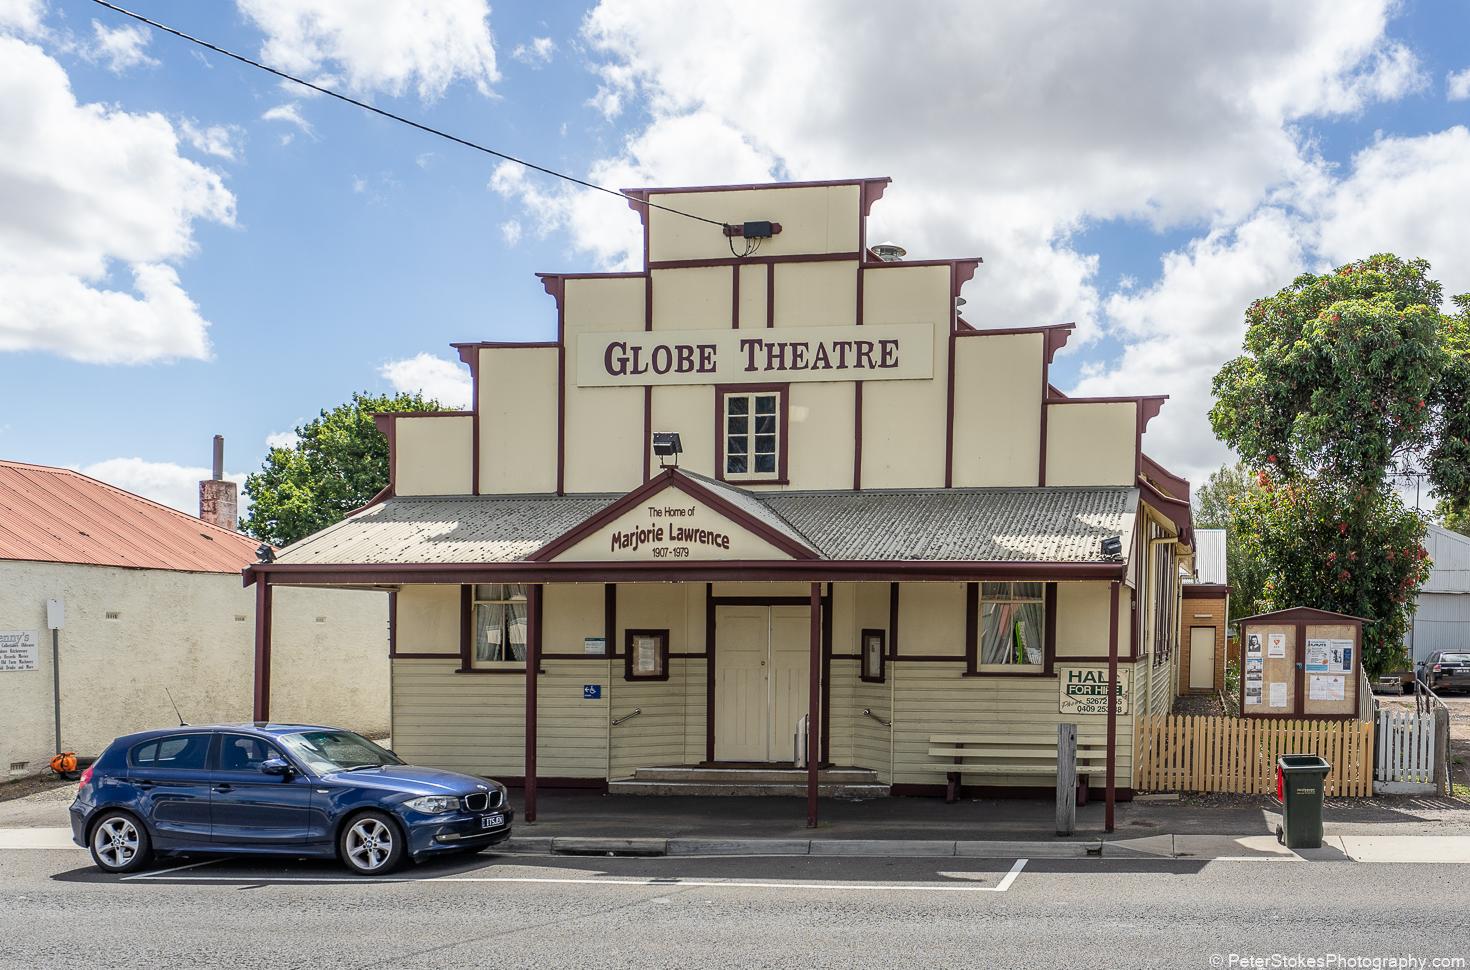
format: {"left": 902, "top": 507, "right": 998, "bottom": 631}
{"left": 343, "top": 814, "right": 400, "bottom": 875}
{"left": 90, "top": 812, "right": 150, "bottom": 873}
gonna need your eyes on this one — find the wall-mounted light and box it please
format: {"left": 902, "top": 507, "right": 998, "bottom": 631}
{"left": 1100, "top": 535, "right": 1123, "bottom": 559}
{"left": 256, "top": 543, "right": 276, "bottom": 564}
{"left": 652, "top": 432, "right": 683, "bottom": 468}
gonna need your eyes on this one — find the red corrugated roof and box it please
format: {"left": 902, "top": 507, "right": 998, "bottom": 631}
{"left": 0, "top": 460, "right": 259, "bottom": 573}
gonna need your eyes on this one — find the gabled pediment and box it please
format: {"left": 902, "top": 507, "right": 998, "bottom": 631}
{"left": 530, "top": 470, "right": 820, "bottom": 563}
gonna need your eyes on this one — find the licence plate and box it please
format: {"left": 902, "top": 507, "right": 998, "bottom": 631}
{"left": 480, "top": 812, "right": 504, "bottom": 829}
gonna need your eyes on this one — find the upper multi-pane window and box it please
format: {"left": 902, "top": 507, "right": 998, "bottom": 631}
{"left": 723, "top": 390, "right": 781, "bottom": 480}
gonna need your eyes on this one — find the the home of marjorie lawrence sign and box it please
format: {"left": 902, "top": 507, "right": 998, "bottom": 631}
{"left": 246, "top": 177, "right": 1194, "bottom": 821}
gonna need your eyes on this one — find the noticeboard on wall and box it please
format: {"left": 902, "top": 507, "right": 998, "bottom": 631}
{"left": 0, "top": 631, "right": 39, "bottom": 672}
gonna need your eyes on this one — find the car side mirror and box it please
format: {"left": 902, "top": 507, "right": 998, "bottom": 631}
{"left": 260, "top": 757, "right": 292, "bottom": 777}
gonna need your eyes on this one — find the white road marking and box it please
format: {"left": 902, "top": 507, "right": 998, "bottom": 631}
{"left": 122, "top": 858, "right": 219, "bottom": 881}
{"left": 128, "top": 858, "right": 1029, "bottom": 893}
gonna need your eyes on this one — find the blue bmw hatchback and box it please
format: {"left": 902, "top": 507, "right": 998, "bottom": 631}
{"left": 71, "top": 724, "right": 513, "bottom": 876}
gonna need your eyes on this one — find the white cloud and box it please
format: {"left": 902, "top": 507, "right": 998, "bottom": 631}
{"left": 499, "top": 219, "right": 523, "bottom": 246}
{"left": 512, "top": 36, "right": 555, "bottom": 67}
{"left": 0, "top": 0, "right": 44, "bottom": 36}
{"left": 497, "top": 1, "right": 1421, "bottom": 349}
{"left": 379, "top": 353, "right": 472, "bottom": 408}
{"left": 1449, "top": 68, "right": 1470, "bottom": 102}
{"left": 0, "top": 36, "right": 234, "bottom": 364}
{"left": 1316, "top": 126, "right": 1470, "bottom": 299}
{"left": 236, "top": 0, "right": 499, "bottom": 100}
{"left": 265, "top": 430, "right": 300, "bottom": 450}
{"left": 82, "top": 457, "right": 245, "bottom": 516}
{"left": 178, "top": 119, "right": 244, "bottom": 161}
{"left": 261, "top": 102, "right": 313, "bottom": 136}
{"left": 86, "top": 19, "right": 158, "bottom": 73}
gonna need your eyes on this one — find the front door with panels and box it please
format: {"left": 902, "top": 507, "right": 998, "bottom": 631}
{"left": 714, "top": 606, "right": 811, "bottom": 762}
{"left": 1189, "top": 626, "right": 1216, "bottom": 690}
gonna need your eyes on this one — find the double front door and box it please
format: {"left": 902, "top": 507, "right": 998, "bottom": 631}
{"left": 714, "top": 606, "right": 811, "bottom": 762}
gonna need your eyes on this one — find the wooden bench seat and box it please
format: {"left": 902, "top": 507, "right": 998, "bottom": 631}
{"left": 927, "top": 733, "right": 1107, "bottom": 803}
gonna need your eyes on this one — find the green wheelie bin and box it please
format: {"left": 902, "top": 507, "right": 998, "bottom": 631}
{"left": 1275, "top": 754, "right": 1331, "bottom": 849}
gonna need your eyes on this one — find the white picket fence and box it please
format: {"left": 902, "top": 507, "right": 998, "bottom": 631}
{"left": 1375, "top": 709, "right": 1440, "bottom": 793}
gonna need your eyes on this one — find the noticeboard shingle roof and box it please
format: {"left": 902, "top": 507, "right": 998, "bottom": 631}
{"left": 273, "top": 479, "right": 1138, "bottom": 566}
{"left": 0, "top": 460, "right": 260, "bottom": 573}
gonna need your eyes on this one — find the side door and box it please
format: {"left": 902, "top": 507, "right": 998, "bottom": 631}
{"left": 207, "top": 734, "right": 313, "bottom": 846}
{"left": 126, "top": 733, "right": 214, "bottom": 845}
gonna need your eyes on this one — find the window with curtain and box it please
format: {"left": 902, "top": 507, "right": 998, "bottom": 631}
{"left": 722, "top": 390, "right": 782, "bottom": 480}
{"left": 474, "top": 584, "right": 527, "bottom": 664}
{"left": 978, "top": 582, "right": 1045, "bottom": 669}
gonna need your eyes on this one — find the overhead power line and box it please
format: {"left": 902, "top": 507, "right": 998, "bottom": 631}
{"left": 87, "top": 0, "right": 730, "bottom": 231}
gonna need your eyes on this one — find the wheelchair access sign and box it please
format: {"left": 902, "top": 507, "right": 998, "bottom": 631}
{"left": 583, "top": 684, "right": 602, "bottom": 700}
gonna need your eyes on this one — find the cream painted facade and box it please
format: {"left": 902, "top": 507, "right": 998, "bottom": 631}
{"left": 256, "top": 178, "right": 1193, "bottom": 813}
{"left": 0, "top": 560, "right": 388, "bottom": 778}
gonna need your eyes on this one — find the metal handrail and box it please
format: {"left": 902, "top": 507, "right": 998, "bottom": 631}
{"left": 861, "top": 708, "right": 891, "bottom": 728}
{"left": 611, "top": 707, "right": 642, "bottom": 726}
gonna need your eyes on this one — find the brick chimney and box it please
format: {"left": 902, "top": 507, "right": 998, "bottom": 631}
{"left": 198, "top": 434, "right": 239, "bottom": 532}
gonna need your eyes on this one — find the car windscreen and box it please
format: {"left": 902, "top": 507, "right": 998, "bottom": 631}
{"left": 278, "top": 730, "right": 404, "bottom": 773}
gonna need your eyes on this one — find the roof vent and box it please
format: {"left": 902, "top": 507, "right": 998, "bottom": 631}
{"left": 871, "top": 241, "right": 906, "bottom": 262}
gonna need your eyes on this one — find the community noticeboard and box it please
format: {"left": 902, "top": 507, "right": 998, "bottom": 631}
{"left": 0, "top": 630, "right": 39, "bottom": 671}
{"left": 1059, "top": 667, "right": 1130, "bottom": 715}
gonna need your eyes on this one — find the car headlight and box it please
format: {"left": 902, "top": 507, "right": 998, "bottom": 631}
{"left": 404, "top": 795, "right": 461, "bottom": 814}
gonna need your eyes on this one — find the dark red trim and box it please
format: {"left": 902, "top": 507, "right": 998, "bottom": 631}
{"left": 253, "top": 559, "right": 1127, "bottom": 586}
{"left": 1141, "top": 454, "right": 1190, "bottom": 501}
{"left": 498, "top": 776, "right": 608, "bottom": 792}
{"left": 765, "top": 263, "right": 775, "bottom": 327}
{"left": 1038, "top": 352, "right": 1050, "bottom": 487}
{"left": 624, "top": 628, "right": 670, "bottom": 682}
{"left": 604, "top": 583, "right": 616, "bottom": 657}
{"left": 459, "top": 584, "right": 472, "bottom": 670}
{"left": 392, "top": 652, "right": 460, "bottom": 659}
{"left": 524, "top": 585, "right": 541, "bottom": 821}
{"left": 852, "top": 382, "right": 864, "bottom": 491}
{"left": 963, "top": 582, "right": 979, "bottom": 672}
{"left": 1235, "top": 607, "right": 1369, "bottom": 625}
{"left": 649, "top": 251, "right": 862, "bottom": 272}
{"left": 820, "top": 584, "right": 833, "bottom": 765}
{"left": 730, "top": 264, "right": 739, "bottom": 329}
{"left": 1182, "top": 584, "right": 1232, "bottom": 599}
{"left": 628, "top": 176, "right": 891, "bottom": 197}
{"left": 642, "top": 386, "right": 652, "bottom": 483}
{"left": 807, "top": 582, "right": 821, "bottom": 828}
{"left": 251, "top": 577, "right": 272, "bottom": 721}
{"left": 709, "top": 596, "right": 813, "bottom": 606}
{"left": 386, "top": 589, "right": 396, "bottom": 658}
{"left": 713, "top": 385, "right": 790, "bottom": 486}
{"left": 1139, "top": 477, "right": 1194, "bottom": 543}
{"left": 529, "top": 468, "right": 817, "bottom": 563}
{"left": 888, "top": 582, "right": 900, "bottom": 658}
{"left": 1044, "top": 582, "right": 1058, "bottom": 674}
{"left": 944, "top": 301, "right": 956, "bottom": 488}
{"left": 863, "top": 257, "right": 985, "bottom": 274}
{"left": 1105, "top": 580, "right": 1119, "bottom": 834}
{"left": 891, "top": 783, "right": 1135, "bottom": 801}
{"left": 467, "top": 350, "right": 480, "bottom": 494}
{"left": 859, "top": 628, "right": 887, "bottom": 683}
{"left": 704, "top": 583, "right": 715, "bottom": 763}
{"left": 860, "top": 179, "right": 890, "bottom": 218}
{"left": 454, "top": 666, "right": 543, "bottom": 675}
{"left": 548, "top": 276, "right": 567, "bottom": 497}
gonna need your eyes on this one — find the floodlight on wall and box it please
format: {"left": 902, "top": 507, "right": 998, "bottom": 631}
{"left": 652, "top": 432, "right": 683, "bottom": 468}
{"left": 256, "top": 543, "right": 276, "bottom": 564}
{"left": 1100, "top": 535, "right": 1123, "bottom": 559}
{"left": 871, "top": 241, "right": 907, "bottom": 262}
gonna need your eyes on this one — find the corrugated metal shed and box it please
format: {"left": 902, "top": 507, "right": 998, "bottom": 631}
{"left": 0, "top": 459, "right": 259, "bottom": 574}
{"left": 274, "top": 482, "right": 1138, "bottom": 566}
{"left": 1189, "top": 528, "right": 1227, "bottom": 584}
{"left": 1406, "top": 524, "right": 1470, "bottom": 661}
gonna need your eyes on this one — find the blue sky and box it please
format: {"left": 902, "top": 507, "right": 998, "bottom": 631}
{"left": 1, "top": 0, "right": 1467, "bottom": 512}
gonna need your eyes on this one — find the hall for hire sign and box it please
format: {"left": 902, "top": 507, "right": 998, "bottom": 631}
{"left": 575, "top": 324, "right": 933, "bottom": 387}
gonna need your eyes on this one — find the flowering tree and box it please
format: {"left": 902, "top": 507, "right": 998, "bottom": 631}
{"left": 1210, "top": 255, "right": 1469, "bottom": 675}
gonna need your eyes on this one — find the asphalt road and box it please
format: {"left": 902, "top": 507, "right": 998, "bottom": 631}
{"left": 1, "top": 847, "right": 1465, "bottom": 969}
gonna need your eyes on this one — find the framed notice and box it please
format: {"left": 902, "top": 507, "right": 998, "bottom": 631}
{"left": 624, "top": 629, "right": 669, "bottom": 682}
{"left": 1308, "top": 674, "right": 1346, "bottom": 702}
{"left": 1304, "top": 638, "right": 1334, "bottom": 673}
{"left": 0, "top": 631, "right": 39, "bottom": 672}
{"left": 1268, "top": 682, "right": 1288, "bottom": 708}
{"left": 583, "top": 636, "right": 607, "bottom": 656}
{"left": 1267, "top": 633, "right": 1286, "bottom": 658}
{"left": 860, "top": 628, "right": 886, "bottom": 684}
{"left": 1245, "top": 633, "right": 1263, "bottom": 657}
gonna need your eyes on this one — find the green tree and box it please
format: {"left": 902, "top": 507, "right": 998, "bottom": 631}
{"left": 1192, "top": 462, "right": 1269, "bottom": 623}
{"left": 243, "top": 391, "right": 441, "bottom": 547}
{"left": 1439, "top": 501, "right": 1470, "bottom": 539}
{"left": 1209, "top": 255, "right": 1469, "bottom": 676}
